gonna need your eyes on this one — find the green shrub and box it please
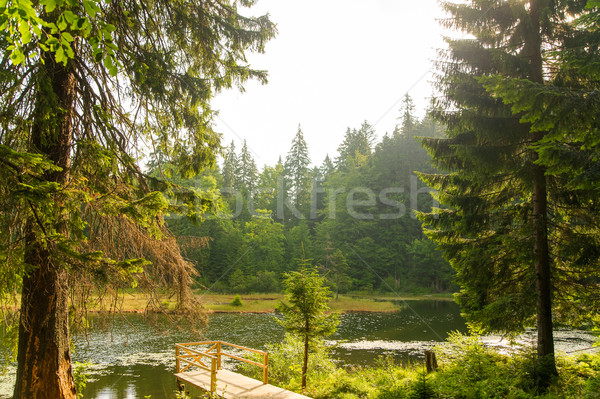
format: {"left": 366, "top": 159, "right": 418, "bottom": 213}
{"left": 433, "top": 332, "right": 533, "bottom": 398}
{"left": 239, "top": 330, "right": 600, "bottom": 399}
{"left": 407, "top": 372, "right": 436, "bottom": 399}
{"left": 239, "top": 333, "right": 336, "bottom": 391}
{"left": 73, "top": 362, "right": 89, "bottom": 399}
{"left": 230, "top": 295, "right": 243, "bottom": 307}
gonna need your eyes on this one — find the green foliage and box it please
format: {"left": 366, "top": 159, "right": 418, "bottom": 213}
{"left": 435, "top": 333, "right": 532, "bottom": 398}
{"left": 1, "top": 0, "right": 118, "bottom": 69}
{"left": 420, "top": 3, "right": 600, "bottom": 389}
{"left": 73, "top": 362, "right": 89, "bottom": 399}
{"left": 406, "top": 372, "right": 436, "bottom": 399}
{"left": 278, "top": 264, "right": 339, "bottom": 341}
{"left": 318, "top": 236, "right": 351, "bottom": 299}
{"left": 305, "top": 336, "right": 600, "bottom": 399}
{"left": 248, "top": 271, "right": 281, "bottom": 293}
{"left": 243, "top": 211, "right": 286, "bottom": 274}
{"left": 161, "top": 108, "right": 453, "bottom": 295}
{"left": 241, "top": 333, "right": 337, "bottom": 391}
{"left": 278, "top": 261, "right": 339, "bottom": 388}
{"left": 230, "top": 295, "right": 243, "bottom": 307}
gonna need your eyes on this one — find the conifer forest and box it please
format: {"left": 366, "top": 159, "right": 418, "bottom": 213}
{"left": 160, "top": 109, "right": 452, "bottom": 297}
{"left": 2, "top": 0, "right": 600, "bottom": 398}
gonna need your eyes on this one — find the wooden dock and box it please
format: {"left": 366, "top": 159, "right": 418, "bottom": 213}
{"left": 175, "top": 341, "right": 311, "bottom": 399}
{"left": 175, "top": 369, "right": 311, "bottom": 398}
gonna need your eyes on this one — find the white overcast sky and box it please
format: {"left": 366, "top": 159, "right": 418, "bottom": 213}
{"left": 211, "top": 0, "right": 447, "bottom": 168}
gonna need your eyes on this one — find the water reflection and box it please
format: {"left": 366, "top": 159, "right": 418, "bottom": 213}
{"left": 83, "top": 364, "right": 177, "bottom": 399}
{"left": 0, "top": 300, "right": 596, "bottom": 399}
{"left": 75, "top": 301, "right": 468, "bottom": 397}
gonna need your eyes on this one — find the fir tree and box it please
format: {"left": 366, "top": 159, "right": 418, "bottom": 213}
{"left": 284, "top": 126, "right": 311, "bottom": 207}
{"left": 320, "top": 155, "right": 335, "bottom": 178}
{"left": 0, "top": 1, "right": 275, "bottom": 397}
{"left": 419, "top": 0, "right": 594, "bottom": 388}
{"left": 222, "top": 141, "right": 239, "bottom": 190}
{"left": 238, "top": 140, "right": 259, "bottom": 193}
{"left": 399, "top": 93, "right": 416, "bottom": 136}
{"left": 335, "top": 121, "right": 376, "bottom": 169}
{"left": 278, "top": 259, "right": 339, "bottom": 389}
{"left": 480, "top": 0, "right": 600, "bottom": 337}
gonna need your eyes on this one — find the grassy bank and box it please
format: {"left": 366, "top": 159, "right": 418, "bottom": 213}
{"left": 81, "top": 291, "right": 453, "bottom": 313}
{"left": 240, "top": 333, "right": 600, "bottom": 399}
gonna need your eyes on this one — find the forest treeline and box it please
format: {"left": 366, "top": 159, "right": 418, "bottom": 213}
{"left": 155, "top": 97, "right": 455, "bottom": 294}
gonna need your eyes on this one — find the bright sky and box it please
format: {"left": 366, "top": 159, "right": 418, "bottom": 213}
{"left": 212, "top": 0, "right": 447, "bottom": 168}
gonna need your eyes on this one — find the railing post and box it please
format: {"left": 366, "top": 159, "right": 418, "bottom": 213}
{"left": 210, "top": 356, "right": 217, "bottom": 393}
{"left": 176, "top": 345, "right": 180, "bottom": 373}
{"left": 263, "top": 352, "right": 269, "bottom": 385}
{"left": 217, "top": 341, "right": 222, "bottom": 370}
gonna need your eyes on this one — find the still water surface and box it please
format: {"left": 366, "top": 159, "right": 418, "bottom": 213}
{"left": 76, "top": 301, "right": 467, "bottom": 398}
{"left": 0, "top": 300, "right": 596, "bottom": 398}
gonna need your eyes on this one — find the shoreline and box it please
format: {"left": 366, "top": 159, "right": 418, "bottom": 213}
{"left": 73, "top": 292, "right": 456, "bottom": 314}
{"left": 3, "top": 292, "right": 455, "bottom": 315}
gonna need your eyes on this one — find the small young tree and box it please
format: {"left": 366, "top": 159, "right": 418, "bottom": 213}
{"left": 278, "top": 260, "right": 339, "bottom": 389}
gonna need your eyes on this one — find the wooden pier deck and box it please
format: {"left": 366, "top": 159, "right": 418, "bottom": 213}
{"left": 175, "top": 369, "right": 311, "bottom": 398}
{"left": 175, "top": 341, "right": 311, "bottom": 399}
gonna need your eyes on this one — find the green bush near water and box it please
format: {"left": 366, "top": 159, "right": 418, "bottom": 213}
{"left": 240, "top": 332, "right": 600, "bottom": 399}
{"left": 230, "top": 295, "right": 243, "bottom": 307}
{"left": 239, "top": 333, "right": 337, "bottom": 391}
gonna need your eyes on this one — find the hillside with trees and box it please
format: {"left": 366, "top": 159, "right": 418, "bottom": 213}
{"left": 160, "top": 97, "right": 455, "bottom": 295}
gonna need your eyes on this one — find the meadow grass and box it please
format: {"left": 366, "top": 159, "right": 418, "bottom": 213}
{"left": 80, "top": 291, "right": 453, "bottom": 313}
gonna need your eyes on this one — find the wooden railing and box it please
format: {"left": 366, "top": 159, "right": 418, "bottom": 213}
{"left": 175, "top": 341, "right": 269, "bottom": 392}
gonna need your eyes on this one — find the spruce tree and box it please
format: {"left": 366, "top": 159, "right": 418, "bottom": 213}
{"left": 320, "top": 155, "right": 335, "bottom": 178}
{"left": 278, "top": 261, "right": 339, "bottom": 389}
{"left": 0, "top": 1, "right": 275, "bottom": 397}
{"left": 480, "top": 0, "right": 600, "bottom": 331}
{"left": 222, "top": 141, "right": 240, "bottom": 190}
{"left": 399, "top": 93, "right": 416, "bottom": 136}
{"left": 238, "top": 139, "right": 259, "bottom": 193}
{"left": 420, "top": 0, "right": 593, "bottom": 388}
{"left": 335, "top": 121, "right": 376, "bottom": 169}
{"left": 284, "top": 126, "right": 311, "bottom": 208}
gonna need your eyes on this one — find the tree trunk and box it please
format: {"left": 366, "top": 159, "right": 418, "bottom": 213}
{"left": 425, "top": 350, "right": 438, "bottom": 373}
{"left": 14, "top": 240, "right": 76, "bottom": 399}
{"left": 532, "top": 161, "right": 557, "bottom": 387}
{"left": 14, "top": 52, "right": 77, "bottom": 399}
{"left": 302, "top": 333, "right": 309, "bottom": 389}
{"left": 528, "top": 0, "right": 558, "bottom": 388}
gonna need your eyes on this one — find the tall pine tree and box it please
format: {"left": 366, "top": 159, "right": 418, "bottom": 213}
{"left": 238, "top": 140, "right": 259, "bottom": 193}
{"left": 398, "top": 93, "right": 416, "bottom": 136}
{"left": 480, "top": 0, "right": 600, "bottom": 331}
{"left": 420, "top": 0, "right": 593, "bottom": 388}
{"left": 0, "top": 1, "right": 274, "bottom": 397}
{"left": 284, "top": 126, "right": 311, "bottom": 209}
{"left": 335, "top": 121, "right": 376, "bottom": 169}
{"left": 222, "top": 141, "right": 240, "bottom": 190}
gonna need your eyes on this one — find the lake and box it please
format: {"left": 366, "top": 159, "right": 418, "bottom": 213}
{"left": 0, "top": 300, "right": 597, "bottom": 398}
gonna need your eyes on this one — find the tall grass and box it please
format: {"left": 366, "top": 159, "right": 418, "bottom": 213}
{"left": 240, "top": 332, "right": 600, "bottom": 399}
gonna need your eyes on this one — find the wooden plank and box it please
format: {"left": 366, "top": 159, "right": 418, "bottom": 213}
{"left": 220, "top": 352, "right": 265, "bottom": 368}
{"left": 177, "top": 356, "right": 211, "bottom": 373}
{"left": 175, "top": 369, "right": 312, "bottom": 399}
{"left": 220, "top": 341, "right": 268, "bottom": 356}
{"left": 176, "top": 344, "right": 218, "bottom": 359}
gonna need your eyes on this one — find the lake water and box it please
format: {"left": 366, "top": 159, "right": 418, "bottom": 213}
{"left": 0, "top": 300, "right": 597, "bottom": 398}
